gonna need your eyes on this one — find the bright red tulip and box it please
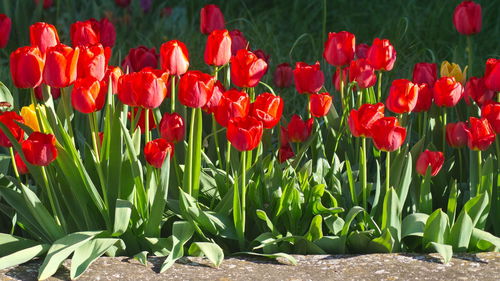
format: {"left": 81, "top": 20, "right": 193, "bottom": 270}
{"left": 227, "top": 117, "right": 263, "bottom": 151}
{"left": 348, "top": 103, "right": 385, "bottom": 138}
{"left": 287, "top": 115, "right": 313, "bottom": 143}
{"left": 323, "top": 31, "right": 356, "bottom": 66}
{"left": 464, "top": 77, "right": 494, "bottom": 105}
{"left": 370, "top": 117, "right": 407, "bottom": 152}
{"left": 332, "top": 67, "right": 349, "bottom": 92}
{"left": 29, "top": 22, "right": 60, "bottom": 54}
{"left": 34, "top": 84, "right": 61, "bottom": 100}
{"left": 250, "top": 92, "right": 284, "bottom": 128}
{"left": 0, "top": 14, "right": 11, "bottom": 48}
{"left": 484, "top": 58, "right": 500, "bottom": 92}
{"left": 274, "top": 63, "right": 294, "bottom": 88}
{"left": 159, "top": 112, "right": 185, "bottom": 143}
{"left": 77, "top": 44, "right": 106, "bottom": 80}
{"left": 412, "top": 62, "right": 437, "bottom": 86}
{"left": 453, "top": 1, "right": 482, "bottom": 35}
{"left": 118, "top": 70, "right": 167, "bottom": 109}
{"left": 43, "top": 44, "right": 79, "bottom": 88}
{"left": 416, "top": 150, "right": 445, "bottom": 176}
{"left": 200, "top": 4, "right": 225, "bottom": 35}
{"left": 10, "top": 46, "right": 44, "bottom": 88}
{"left": 178, "top": 70, "right": 215, "bottom": 108}
{"left": 309, "top": 92, "right": 332, "bottom": 118}
{"left": 482, "top": 102, "right": 500, "bottom": 134}
{"left": 104, "top": 66, "right": 123, "bottom": 94}
{"left": 204, "top": 29, "right": 232, "bottom": 66}
{"left": 229, "top": 29, "right": 248, "bottom": 56}
{"left": 349, "top": 59, "right": 376, "bottom": 89}
{"left": 413, "top": 83, "right": 433, "bottom": 112}
{"left": 293, "top": 61, "right": 324, "bottom": 94}
{"left": 355, "top": 43, "right": 369, "bottom": 59}
{"left": 122, "top": 46, "right": 158, "bottom": 73}
{"left": 14, "top": 152, "right": 29, "bottom": 175}
{"left": 70, "top": 20, "right": 100, "bottom": 47}
{"left": 464, "top": 117, "right": 495, "bottom": 151}
{"left": 215, "top": 89, "right": 250, "bottom": 127}
{"left": 366, "top": 38, "right": 396, "bottom": 71}
{"left": 230, "top": 49, "right": 268, "bottom": 88}
{"left": 386, "top": 79, "right": 419, "bottom": 114}
{"left": 144, "top": 138, "right": 174, "bottom": 168}
{"left": 160, "top": 40, "right": 189, "bottom": 75}
{"left": 128, "top": 107, "right": 156, "bottom": 133}
{"left": 21, "top": 132, "right": 58, "bottom": 166}
{"left": 446, "top": 122, "right": 468, "bottom": 148}
{"left": 202, "top": 80, "right": 225, "bottom": 114}
{"left": 0, "top": 111, "right": 24, "bottom": 147}
{"left": 99, "top": 18, "right": 116, "bottom": 47}
{"left": 71, "top": 77, "right": 105, "bottom": 113}
{"left": 433, "top": 77, "right": 463, "bottom": 107}
{"left": 279, "top": 143, "right": 294, "bottom": 163}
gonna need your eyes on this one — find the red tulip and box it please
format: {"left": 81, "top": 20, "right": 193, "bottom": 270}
{"left": 433, "top": 77, "right": 463, "bottom": 107}
{"left": 34, "top": 85, "right": 61, "bottom": 100}
{"left": 412, "top": 62, "right": 437, "bottom": 86}
{"left": 104, "top": 66, "right": 123, "bottom": 94}
{"left": 482, "top": 102, "right": 500, "bottom": 134}
{"left": 122, "top": 46, "right": 158, "bottom": 73}
{"left": 204, "top": 29, "right": 232, "bottom": 66}
{"left": 202, "top": 80, "right": 225, "bottom": 114}
{"left": 446, "top": 122, "right": 468, "bottom": 148}
{"left": 464, "top": 77, "right": 494, "bottom": 105}
{"left": 416, "top": 150, "right": 445, "bottom": 176}
{"left": 178, "top": 70, "right": 215, "bottom": 108}
{"left": 348, "top": 102, "right": 384, "bottom": 138}
{"left": 253, "top": 49, "right": 270, "bottom": 65}
{"left": 274, "top": 63, "right": 294, "bottom": 88}
{"left": 14, "top": 152, "right": 28, "bottom": 175}
{"left": 144, "top": 138, "right": 174, "bottom": 168}
{"left": 70, "top": 20, "right": 100, "bottom": 47}
{"left": 279, "top": 143, "right": 294, "bottom": 163}
{"left": 118, "top": 70, "right": 167, "bottom": 109}
{"left": 293, "top": 61, "right": 324, "bottom": 94}
{"left": 10, "top": 46, "right": 44, "bottom": 88}
{"left": 227, "top": 117, "right": 263, "bottom": 151}
{"left": 280, "top": 125, "right": 289, "bottom": 146}
{"left": 250, "top": 92, "right": 284, "bottom": 128}
{"left": 99, "top": 18, "right": 116, "bottom": 48}
{"left": 21, "top": 132, "right": 58, "bottom": 166}
{"left": 29, "top": 22, "right": 60, "bottom": 54}
{"left": 71, "top": 77, "right": 105, "bottom": 113}
{"left": 159, "top": 112, "right": 185, "bottom": 143}
{"left": 484, "top": 58, "right": 500, "bottom": 92}
{"left": 229, "top": 29, "right": 248, "bottom": 56}
{"left": 230, "top": 49, "right": 268, "bottom": 88}
{"left": 348, "top": 59, "right": 376, "bottom": 89}
{"left": 464, "top": 117, "right": 495, "bottom": 151}
{"left": 453, "top": 1, "right": 482, "bottom": 35}
{"left": 160, "top": 40, "right": 189, "bottom": 75}
{"left": 200, "top": 4, "right": 225, "bottom": 35}
{"left": 366, "top": 38, "right": 396, "bottom": 71}
{"left": 287, "top": 115, "right": 313, "bottom": 143}
{"left": 413, "top": 83, "right": 433, "bottom": 112}
{"left": 34, "top": 0, "right": 53, "bottom": 8}
{"left": 323, "top": 31, "right": 356, "bottom": 66}
{"left": 309, "top": 92, "right": 332, "bottom": 118}
{"left": 128, "top": 107, "right": 156, "bottom": 133}
{"left": 386, "top": 79, "right": 419, "bottom": 114}
{"left": 43, "top": 44, "right": 79, "bottom": 88}
{"left": 78, "top": 44, "right": 106, "bottom": 80}
{"left": 114, "top": 0, "right": 131, "bottom": 7}
{"left": 0, "top": 14, "right": 11, "bottom": 48}
{"left": 370, "top": 117, "right": 407, "bottom": 152}
{"left": 332, "top": 67, "right": 349, "bottom": 92}
{"left": 355, "top": 43, "right": 369, "bottom": 59}
{"left": 0, "top": 111, "right": 24, "bottom": 147}
{"left": 215, "top": 89, "right": 250, "bottom": 127}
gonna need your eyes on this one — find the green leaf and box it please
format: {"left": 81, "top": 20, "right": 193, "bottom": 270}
{"left": 368, "top": 229, "right": 395, "bottom": 253}
{"left": 145, "top": 154, "right": 171, "bottom": 237}
{"left": 133, "top": 251, "right": 149, "bottom": 266}
{"left": 188, "top": 242, "right": 224, "bottom": 267}
{"left": 314, "top": 236, "right": 345, "bottom": 254}
{"left": 448, "top": 210, "right": 473, "bottom": 252}
{"left": 0, "top": 81, "right": 14, "bottom": 110}
{"left": 463, "top": 192, "right": 489, "bottom": 228}
{"left": 446, "top": 180, "right": 458, "bottom": 223}
{"left": 256, "top": 209, "right": 280, "bottom": 236}
{"left": 381, "top": 187, "right": 400, "bottom": 249}
{"left": 423, "top": 209, "right": 449, "bottom": 246}
{"left": 341, "top": 206, "right": 364, "bottom": 236}
{"left": 160, "top": 221, "right": 194, "bottom": 273}
{"left": 113, "top": 199, "right": 132, "bottom": 236}
{"left": 395, "top": 153, "right": 412, "bottom": 211}
{"left": 426, "top": 242, "right": 452, "bottom": 263}
{"left": 402, "top": 213, "right": 429, "bottom": 238}
{"left": 234, "top": 251, "right": 297, "bottom": 265}
{"left": 0, "top": 243, "right": 50, "bottom": 270}
{"left": 469, "top": 228, "right": 500, "bottom": 251}
{"left": 70, "top": 238, "right": 119, "bottom": 279}
{"left": 304, "top": 215, "right": 323, "bottom": 242}
{"left": 419, "top": 167, "right": 432, "bottom": 214}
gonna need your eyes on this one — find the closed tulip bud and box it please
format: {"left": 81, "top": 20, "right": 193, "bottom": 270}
{"left": 99, "top": 18, "right": 116, "bottom": 47}
{"left": 251, "top": 92, "right": 284, "bottom": 128}
{"left": 484, "top": 58, "right": 500, "bottom": 92}
{"left": 215, "top": 89, "right": 250, "bottom": 127}
{"left": 128, "top": 107, "right": 156, "bottom": 133}
{"left": 200, "top": 4, "right": 225, "bottom": 35}
{"left": 204, "top": 29, "right": 232, "bottom": 66}
{"left": 279, "top": 143, "right": 294, "bottom": 163}
{"left": 413, "top": 83, "right": 433, "bottom": 112}
{"left": 178, "top": 70, "right": 215, "bottom": 108}
{"left": 144, "top": 138, "right": 174, "bottom": 168}
{"left": 114, "top": 0, "right": 131, "bottom": 7}
{"left": 287, "top": 114, "right": 313, "bottom": 143}
{"left": 71, "top": 77, "right": 105, "bottom": 113}
{"left": 323, "top": 31, "right": 356, "bottom": 66}
{"left": 231, "top": 49, "right": 268, "bottom": 88}
{"left": 355, "top": 43, "right": 369, "bottom": 59}
{"left": 482, "top": 102, "right": 500, "bottom": 134}
{"left": 348, "top": 59, "right": 376, "bottom": 89}
{"left": 309, "top": 92, "right": 332, "bottom": 118}
{"left": 453, "top": 1, "right": 482, "bottom": 35}
{"left": 104, "top": 66, "right": 123, "bottom": 94}
{"left": 0, "top": 14, "right": 11, "bottom": 48}
{"left": 464, "top": 77, "right": 494, "bottom": 105}
{"left": 370, "top": 117, "right": 407, "bottom": 152}
{"left": 117, "top": 73, "right": 137, "bottom": 107}
{"left": 229, "top": 29, "right": 248, "bottom": 56}
{"left": 464, "top": 117, "right": 495, "bottom": 151}
{"left": 159, "top": 112, "right": 185, "bottom": 143}
{"left": 122, "top": 46, "right": 158, "bottom": 73}
{"left": 78, "top": 44, "right": 106, "bottom": 80}
{"left": 332, "top": 67, "right": 349, "bottom": 92}
{"left": 14, "top": 152, "right": 28, "bottom": 175}
{"left": 433, "top": 77, "right": 463, "bottom": 107}
{"left": 0, "top": 111, "right": 24, "bottom": 147}
{"left": 386, "top": 79, "right": 419, "bottom": 114}
{"left": 366, "top": 38, "right": 396, "bottom": 71}
{"left": 21, "top": 132, "right": 58, "bottom": 166}
{"left": 160, "top": 40, "right": 189, "bottom": 75}
{"left": 29, "top": 22, "right": 60, "bottom": 54}
{"left": 412, "top": 62, "right": 437, "bottom": 85}
{"left": 227, "top": 117, "right": 263, "bottom": 151}
{"left": 20, "top": 104, "right": 40, "bottom": 132}
{"left": 446, "top": 122, "right": 468, "bottom": 148}
{"left": 348, "top": 102, "right": 384, "bottom": 138}
{"left": 293, "top": 61, "right": 324, "bottom": 94}
{"left": 34, "top": 85, "right": 60, "bottom": 101}
{"left": 274, "top": 63, "right": 294, "bottom": 88}
{"left": 10, "top": 46, "right": 44, "bottom": 88}
{"left": 43, "top": 44, "right": 79, "bottom": 88}
{"left": 416, "top": 150, "right": 445, "bottom": 176}
{"left": 70, "top": 20, "right": 100, "bottom": 47}
{"left": 440, "top": 61, "right": 467, "bottom": 84}
{"left": 202, "top": 80, "right": 225, "bottom": 114}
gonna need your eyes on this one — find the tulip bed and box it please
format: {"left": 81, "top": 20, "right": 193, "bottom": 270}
{"left": 0, "top": 0, "right": 499, "bottom": 279}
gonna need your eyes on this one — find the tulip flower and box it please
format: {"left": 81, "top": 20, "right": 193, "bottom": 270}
{"left": 99, "top": 18, "right": 116, "bottom": 48}
{"left": 176, "top": 71, "right": 214, "bottom": 108}
{"left": 140, "top": 0, "right": 153, "bottom": 13}
{"left": 215, "top": 89, "right": 250, "bottom": 127}
{"left": 200, "top": 4, "right": 225, "bottom": 35}
{"left": 274, "top": 63, "right": 294, "bottom": 88}
{"left": 416, "top": 150, "right": 445, "bottom": 176}
{"left": 71, "top": 77, "right": 105, "bottom": 114}
{"left": 0, "top": 14, "right": 11, "bottom": 48}
{"left": 293, "top": 61, "right": 324, "bottom": 94}
{"left": 309, "top": 92, "right": 332, "bottom": 118}
{"left": 227, "top": 117, "right": 263, "bottom": 151}
{"left": 202, "top": 80, "right": 225, "bottom": 114}
{"left": 160, "top": 40, "right": 189, "bottom": 76}
{"left": 332, "top": 68, "right": 348, "bottom": 92}
{"left": 77, "top": 44, "right": 106, "bottom": 81}
{"left": 21, "top": 132, "right": 58, "bottom": 166}
{"left": 484, "top": 58, "right": 500, "bottom": 92}
{"left": 347, "top": 102, "right": 384, "bottom": 138}
{"left": 413, "top": 83, "right": 433, "bottom": 112}
{"left": 159, "top": 112, "right": 185, "bottom": 143}
{"left": 440, "top": 61, "right": 467, "bottom": 84}
{"left": 118, "top": 70, "right": 167, "bottom": 109}
{"left": 20, "top": 104, "right": 40, "bottom": 132}
{"left": 446, "top": 122, "right": 468, "bottom": 148}
{"left": 128, "top": 107, "right": 156, "bottom": 133}
{"left": 250, "top": 92, "right": 284, "bottom": 128}
{"left": 464, "top": 77, "right": 494, "bottom": 106}
{"left": 482, "top": 102, "right": 499, "bottom": 134}
{"left": 355, "top": 43, "right": 369, "bottom": 59}
{"left": 386, "top": 79, "right": 419, "bottom": 114}
{"left": 253, "top": 49, "right": 270, "bottom": 65}
{"left": 34, "top": 0, "right": 53, "bottom": 8}
{"left": 230, "top": 49, "right": 268, "bottom": 88}
{"left": 144, "top": 138, "right": 174, "bottom": 168}
{"left": 14, "top": 152, "right": 28, "bottom": 175}
{"left": 349, "top": 59, "right": 376, "bottom": 89}
{"left": 453, "top": 1, "right": 482, "bottom": 35}
{"left": 412, "top": 62, "right": 437, "bottom": 86}
{"left": 370, "top": 117, "right": 407, "bottom": 152}
{"left": 43, "top": 44, "right": 79, "bottom": 88}
{"left": 29, "top": 22, "right": 60, "bottom": 54}
{"left": 34, "top": 85, "right": 61, "bottom": 101}
{"left": 104, "top": 66, "right": 123, "bottom": 94}
{"left": 10, "top": 46, "right": 44, "bottom": 88}
{"left": 229, "top": 29, "right": 248, "bottom": 56}
{"left": 0, "top": 111, "right": 24, "bottom": 147}
{"left": 366, "top": 38, "right": 396, "bottom": 71}
{"left": 115, "top": 0, "right": 131, "bottom": 7}
{"left": 323, "top": 31, "right": 356, "bottom": 66}
{"left": 279, "top": 143, "right": 294, "bottom": 163}
{"left": 433, "top": 77, "right": 463, "bottom": 107}
{"left": 464, "top": 117, "right": 495, "bottom": 151}
{"left": 122, "top": 46, "right": 158, "bottom": 73}
{"left": 204, "top": 29, "right": 232, "bottom": 66}
{"left": 287, "top": 115, "right": 313, "bottom": 143}
{"left": 70, "top": 20, "right": 100, "bottom": 47}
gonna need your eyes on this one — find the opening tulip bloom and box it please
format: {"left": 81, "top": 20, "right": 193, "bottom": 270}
{"left": 370, "top": 117, "right": 407, "bottom": 152}
{"left": 413, "top": 83, "right": 433, "bottom": 112}
{"left": 440, "top": 61, "right": 467, "bottom": 85}
{"left": 43, "top": 44, "right": 79, "bottom": 88}
{"left": 0, "top": 111, "right": 24, "bottom": 147}
{"left": 71, "top": 77, "right": 105, "bottom": 114}
{"left": 293, "top": 61, "right": 324, "bottom": 94}
{"left": 348, "top": 102, "right": 384, "bottom": 138}
{"left": 226, "top": 117, "right": 263, "bottom": 151}
{"left": 446, "top": 122, "right": 468, "bottom": 148}
{"left": 70, "top": 20, "right": 100, "bottom": 47}
{"left": 200, "top": 4, "right": 225, "bottom": 35}
{"left": 433, "top": 77, "right": 463, "bottom": 107}
{"left": 355, "top": 43, "right": 370, "bottom": 59}
{"left": 309, "top": 92, "right": 332, "bottom": 118}
{"left": 144, "top": 138, "right": 174, "bottom": 168}
{"left": 332, "top": 68, "right": 348, "bottom": 92}
{"left": 323, "top": 31, "right": 356, "bottom": 66}
{"left": 99, "top": 18, "right": 116, "bottom": 48}
{"left": 77, "top": 44, "right": 106, "bottom": 81}
{"left": 484, "top": 58, "right": 500, "bottom": 92}
{"left": 416, "top": 150, "right": 445, "bottom": 176}
{"left": 453, "top": 1, "right": 482, "bottom": 35}
{"left": 204, "top": 29, "right": 232, "bottom": 66}
{"left": 14, "top": 152, "right": 28, "bottom": 175}
{"left": 117, "top": 70, "right": 167, "bottom": 109}
{"left": 250, "top": 92, "right": 284, "bottom": 128}
{"left": 386, "top": 79, "right": 419, "bottom": 114}
{"left": 215, "top": 89, "right": 250, "bottom": 127}
{"left": 366, "top": 38, "right": 396, "bottom": 71}
{"left": 464, "top": 117, "right": 495, "bottom": 151}
{"left": 10, "top": 46, "right": 44, "bottom": 88}
{"left": 178, "top": 70, "right": 215, "bottom": 108}
{"left": 0, "top": 14, "right": 11, "bottom": 48}
{"left": 21, "top": 132, "right": 58, "bottom": 166}
{"left": 412, "top": 62, "right": 437, "bottom": 86}
{"left": 104, "top": 66, "right": 123, "bottom": 94}
{"left": 160, "top": 40, "right": 190, "bottom": 76}
{"left": 348, "top": 59, "right": 376, "bottom": 89}
{"left": 202, "top": 80, "right": 225, "bottom": 114}
{"left": 482, "top": 102, "right": 499, "bottom": 134}
{"left": 159, "top": 112, "right": 185, "bottom": 143}
{"left": 122, "top": 46, "right": 158, "bottom": 73}
{"left": 230, "top": 49, "right": 268, "bottom": 88}
{"left": 274, "top": 63, "right": 294, "bottom": 88}
{"left": 464, "top": 77, "right": 494, "bottom": 106}
{"left": 287, "top": 114, "right": 313, "bottom": 143}
{"left": 20, "top": 104, "right": 40, "bottom": 132}
{"left": 29, "top": 22, "right": 60, "bottom": 54}
{"left": 229, "top": 29, "right": 248, "bottom": 56}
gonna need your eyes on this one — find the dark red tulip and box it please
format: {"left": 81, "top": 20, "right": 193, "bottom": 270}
{"left": 0, "top": 111, "right": 24, "bottom": 147}
{"left": 279, "top": 143, "right": 294, "bottom": 163}
{"left": 114, "top": 0, "right": 131, "bottom": 7}
{"left": 0, "top": 14, "right": 11, "bottom": 48}
{"left": 117, "top": 70, "right": 167, "bottom": 109}
{"left": 159, "top": 112, "right": 185, "bottom": 143}
{"left": 200, "top": 4, "right": 225, "bottom": 35}
{"left": 230, "top": 49, "right": 268, "bottom": 88}
{"left": 14, "top": 152, "right": 28, "bottom": 175}
{"left": 34, "top": 0, "right": 53, "bottom": 8}
{"left": 464, "top": 77, "right": 494, "bottom": 105}
{"left": 204, "top": 29, "right": 232, "bottom": 66}
{"left": 348, "top": 59, "right": 376, "bottom": 89}
{"left": 482, "top": 102, "right": 500, "bottom": 134}
{"left": 161, "top": 7, "right": 173, "bottom": 17}
{"left": 99, "top": 18, "right": 116, "bottom": 48}
{"left": 253, "top": 49, "right": 270, "bottom": 65}
{"left": 144, "top": 138, "right": 174, "bottom": 168}
{"left": 366, "top": 38, "right": 396, "bottom": 71}
{"left": 10, "top": 46, "right": 44, "bottom": 88}
{"left": 323, "top": 31, "right": 356, "bottom": 66}
{"left": 122, "top": 46, "right": 158, "bottom": 73}
{"left": 309, "top": 92, "right": 332, "bottom": 118}
{"left": 464, "top": 117, "right": 495, "bottom": 151}
{"left": 70, "top": 20, "right": 100, "bottom": 47}
{"left": 293, "top": 61, "right": 324, "bottom": 94}
{"left": 229, "top": 30, "right": 248, "bottom": 56}
{"left": 348, "top": 102, "right": 385, "bottom": 138}
{"left": 446, "top": 122, "right": 468, "bottom": 148}
{"left": 34, "top": 85, "right": 61, "bottom": 100}
{"left": 332, "top": 67, "right": 349, "bottom": 92}
{"left": 160, "top": 40, "right": 189, "bottom": 75}
{"left": 412, "top": 62, "right": 437, "bottom": 86}
{"left": 484, "top": 58, "right": 500, "bottom": 92}
{"left": 433, "top": 77, "right": 463, "bottom": 107}
{"left": 128, "top": 107, "right": 156, "bottom": 133}
{"left": 386, "top": 79, "right": 419, "bottom": 114}
{"left": 250, "top": 92, "right": 284, "bottom": 128}
{"left": 287, "top": 115, "right": 313, "bottom": 143}
{"left": 77, "top": 44, "right": 106, "bottom": 80}
{"left": 29, "top": 22, "right": 60, "bottom": 54}
{"left": 280, "top": 125, "right": 289, "bottom": 146}
{"left": 274, "top": 63, "right": 294, "bottom": 88}
{"left": 104, "top": 66, "right": 123, "bottom": 94}
{"left": 21, "top": 132, "right": 58, "bottom": 166}
{"left": 453, "top": 1, "right": 482, "bottom": 35}
{"left": 202, "top": 80, "right": 225, "bottom": 114}
{"left": 416, "top": 150, "right": 444, "bottom": 176}
{"left": 356, "top": 43, "right": 369, "bottom": 59}
{"left": 370, "top": 117, "right": 407, "bottom": 152}
{"left": 413, "top": 83, "right": 433, "bottom": 112}
{"left": 43, "top": 44, "right": 79, "bottom": 88}
{"left": 215, "top": 89, "right": 250, "bottom": 127}
{"left": 178, "top": 70, "right": 215, "bottom": 108}
{"left": 227, "top": 116, "right": 263, "bottom": 151}
{"left": 71, "top": 77, "right": 105, "bottom": 113}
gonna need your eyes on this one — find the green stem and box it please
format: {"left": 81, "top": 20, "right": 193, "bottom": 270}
{"left": 9, "top": 147, "right": 20, "bottom": 181}
{"left": 361, "top": 137, "right": 367, "bottom": 210}
{"left": 338, "top": 67, "right": 345, "bottom": 111}
{"left": 477, "top": 150, "right": 482, "bottom": 195}
{"left": 184, "top": 108, "right": 196, "bottom": 195}
{"left": 239, "top": 150, "right": 247, "bottom": 250}
{"left": 171, "top": 76, "right": 176, "bottom": 113}
{"left": 212, "top": 116, "right": 223, "bottom": 168}
{"left": 442, "top": 107, "right": 447, "bottom": 152}
{"left": 377, "top": 71, "right": 383, "bottom": 102}
{"left": 60, "top": 87, "right": 74, "bottom": 139}
{"left": 385, "top": 151, "right": 391, "bottom": 193}
{"left": 144, "top": 108, "right": 150, "bottom": 145}
{"left": 225, "top": 140, "right": 232, "bottom": 187}
{"left": 41, "top": 166, "right": 62, "bottom": 227}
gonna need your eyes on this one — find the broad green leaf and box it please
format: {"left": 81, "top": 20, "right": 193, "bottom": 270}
{"left": 256, "top": 209, "right": 280, "bottom": 236}
{"left": 381, "top": 187, "right": 400, "bottom": 249}
{"left": 426, "top": 242, "right": 452, "bottom": 263}
{"left": 0, "top": 82, "right": 14, "bottom": 110}
{"left": 341, "top": 206, "right": 364, "bottom": 236}
{"left": 324, "top": 216, "right": 344, "bottom": 235}
{"left": 113, "top": 199, "right": 132, "bottom": 236}
{"left": 188, "top": 242, "right": 224, "bottom": 267}
{"left": 0, "top": 243, "right": 50, "bottom": 270}
{"left": 70, "top": 238, "right": 119, "bottom": 279}
{"left": 446, "top": 180, "right": 458, "bottom": 223}
{"left": 304, "top": 215, "right": 323, "bottom": 242}
{"left": 133, "top": 251, "right": 149, "bottom": 266}
{"left": 463, "top": 192, "right": 489, "bottom": 228}
{"left": 314, "top": 236, "right": 345, "bottom": 254}
{"left": 396, "top": 153, "right": 412, "bottom": 211}
{"left": 145, "top": 154, "right": 171, "bottom": 237}
{"left": 234, "top": 251, "right": 297, "bottom": 265}
{"left": 402, "top": 213, "right": 428, "bottom": 238}
{"left": 469, "top": 228, "right": 500, "bottom": 251}
{"left": 423, "top": 209, "right": 449, "bottom": 246}
{"left": 160, "top": 221, "right": 194, "bottom": 273}
{"left": 368, "top": 229, "right": 394, "bottom": 253}
{"left": 449, "top": 211, "right": 473, "bottom": 252}
{"left": 347, "top": 231, "right": 371, "bottom": 253}
{"left": 419, "top": 167, "right": 432, "bottom": 214}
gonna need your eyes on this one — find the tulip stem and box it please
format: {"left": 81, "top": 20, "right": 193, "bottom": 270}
{"left": 60, "top": 87, "right": 74, "bottom": 139}
{"left": 171, "top": 76, "right": 176, "bottom": 113}
{"left": 145, "top": 109, "right": 150, "bottom": 145}
{"left": 377, "top": 71, "right": 383, "bottom": 102}
{"left": 361, "top": 137, "right": 368, "bottom": 210}
{"left": 225, "top": 140, "right": 232, "bottom": 185}
{"left": 41, "top": 166, "right": 62, "bottom": 227}
{"left": 466, "top": 36, "right": 473, "bottom": 75}
{"left": 477, "top": 150, "right": 482, "bottom": 195}
{"left": 238, "top": 150, "right": 247, "bottom": 250}
{"left": 212, "top": 116, "right": 223, "bottom": 168}
{"left": 442, "top": 108, "right": 447, "bottom": 151}
{"left": 338, "top": 67, "right": 345, "bottom": 111}
{"left": 385, "top": 151, "right": 391, "bottom": 193}
{"left": 225, "top": 64, "right": 231, "bottom": 89}
{"left": 9, "top": 147, "right": 20, "bottom": 181}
